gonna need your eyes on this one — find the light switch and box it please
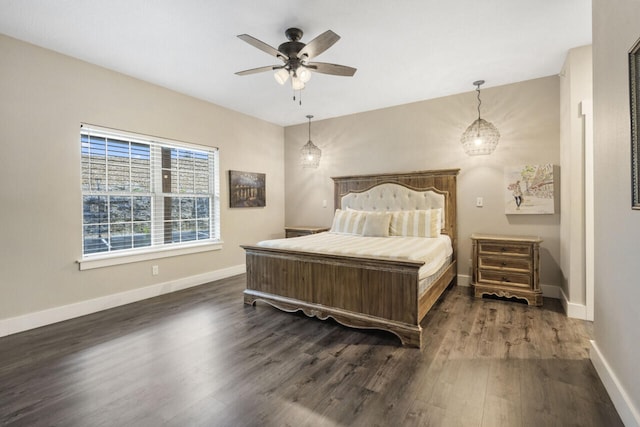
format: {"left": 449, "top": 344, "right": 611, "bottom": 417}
{"left": 322, "top": 199, "right": 327, "bottom": 208}
{"left": 476, "top": 197, "right": 483, "bottom": 207}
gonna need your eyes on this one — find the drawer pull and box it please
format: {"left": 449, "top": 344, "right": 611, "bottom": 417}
{"left": 501, "top": 262, "right": 507, "bottom": 267}
{"left": 502, "top": 277, "right": 510, "bottom": 282}
{"left": 501, "top": 247, "right": 507, "bottom": 252}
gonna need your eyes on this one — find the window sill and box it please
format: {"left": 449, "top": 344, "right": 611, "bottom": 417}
{"left": 78, "top": 241, "right": 223, "bottom": 270}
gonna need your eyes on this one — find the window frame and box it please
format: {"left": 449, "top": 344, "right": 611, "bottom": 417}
{"left": 78, "top": 124, "right": 221, "bottom": 270}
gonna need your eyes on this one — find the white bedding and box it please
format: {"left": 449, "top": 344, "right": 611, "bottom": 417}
{"left": 257, "top": 232, "right": 453, "bottom": 280}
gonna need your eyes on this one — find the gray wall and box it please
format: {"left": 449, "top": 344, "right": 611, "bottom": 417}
{"left": 0, "top": 35, "right": 285, "bottom": 321}
{"left": 593, "top": 0, "right": 640, "bottom": 422}
{"left": 284, "top": 76, "right": 562, "bottom": 289}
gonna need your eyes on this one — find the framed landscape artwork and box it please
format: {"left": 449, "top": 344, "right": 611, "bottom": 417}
{"left": 630, "top": 36, "right": 640, "bottom": 209}
{"left": 504, "top": 164, "right": 555, "bottom": 214}
{"left": 229, "top": 170, "right": 266, "bottom": 208}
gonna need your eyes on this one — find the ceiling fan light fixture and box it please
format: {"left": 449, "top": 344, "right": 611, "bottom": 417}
{"left": 274, "top": 68, "right": 289, "bottom": 85}
{"left": 297, "top": 67, "right": 312, "bottom": 83}
{"left": 461, "top": 80, "right": 500, "bottom": 156}
{"left": 291, "top": 76, "right": 305, "bottom": 91}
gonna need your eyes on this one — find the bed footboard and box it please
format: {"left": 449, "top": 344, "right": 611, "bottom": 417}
{"left": 244, "top": 289, "right": 423, "bottom": 348}
{"left": 243, "top": 245, "right": 447, "bottom": 348}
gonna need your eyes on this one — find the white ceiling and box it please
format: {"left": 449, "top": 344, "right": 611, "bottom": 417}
{"left": 0, "top": 0, "right": 591, "bottom": 127}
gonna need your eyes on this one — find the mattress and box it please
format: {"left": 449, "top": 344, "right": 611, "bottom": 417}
{"left": 257, "top": 232, "right": 453, "bottom": 280}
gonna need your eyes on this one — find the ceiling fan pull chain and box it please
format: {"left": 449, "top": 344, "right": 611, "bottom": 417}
{"left": 292, "top": 89, "right": 303, "bottom": 105}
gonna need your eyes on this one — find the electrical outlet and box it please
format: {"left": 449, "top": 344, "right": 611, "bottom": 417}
{"left": 152, "top": 265, "right": 159, "bottom": 276}
{"left": 476, "top": 197, "right": 483, "bottom": 207}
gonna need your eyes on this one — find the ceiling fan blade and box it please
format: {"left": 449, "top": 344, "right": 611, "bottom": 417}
{"left": 235, "top": 65, "right": 281, "bottom": 76}
{"left": 306, "top": 62, "right": 357, "bottom": 77}
{"left": 297, "top": 30, "right": 340, "bottom": 60}
{"left": 237, "top": 34, "right": 285, "bottom": 60}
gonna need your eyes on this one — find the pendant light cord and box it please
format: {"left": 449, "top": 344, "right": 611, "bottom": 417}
{"left": 474, "top": 81, "right": 484, "bottom": 137}
{"left": 476, "top": 83, "right": 482, "bottom": 121}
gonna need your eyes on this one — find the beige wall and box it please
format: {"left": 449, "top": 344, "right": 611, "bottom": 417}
{"left": 284, "top": 76, "right": 562, "bottom": 289}
{"left": 0, "top": 35, "right": 284, "bottom": 321}
{"left": 560, "top": 45, "right": 593, "bottom": 307}
{"left": 593, "top": 0, "right": 640, "bottom": 423}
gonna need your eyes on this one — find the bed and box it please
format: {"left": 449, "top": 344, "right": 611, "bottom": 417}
{"left": 242, "top": 169, "right": 459, "bottom": 348}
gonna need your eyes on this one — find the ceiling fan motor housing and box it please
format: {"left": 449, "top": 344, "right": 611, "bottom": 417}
{"left": 279, "top": 29, "right": 307, "bottom": 73}
{"left": 278, "top": 41, "right": 305, "bottom": 58}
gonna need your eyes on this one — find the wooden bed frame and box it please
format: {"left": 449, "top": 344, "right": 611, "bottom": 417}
{"left": 242, "top": 169, "right": 459, "bottom": 348}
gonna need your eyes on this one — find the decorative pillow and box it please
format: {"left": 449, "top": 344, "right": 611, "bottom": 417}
{"left": 430, "top": 208, "right": 443, "bottom": 233}
{"left": 362, "top": 212, "right": 391, "bottom": 237}
{"left": 330, "top": 209, "right": 366, "bottom": 235}
{"left": 390, "top": 209, "right": 441, "bottom": 237}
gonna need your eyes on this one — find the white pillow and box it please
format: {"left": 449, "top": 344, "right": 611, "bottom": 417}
{"left": 362, "top": 212, "right": 391, "bottom": 237}
{"left": 330, "top": 209, "right": 366, "bottom": 235}
{"left": 390, "top": 209, "right": 441, "bottom": 237}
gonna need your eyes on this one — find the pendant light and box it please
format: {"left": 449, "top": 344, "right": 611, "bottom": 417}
{"left": 300, "top": 115, "right": 321, "bottom": 168}
{"left": 461, "top": 80, "right": 500, "bottom": 156}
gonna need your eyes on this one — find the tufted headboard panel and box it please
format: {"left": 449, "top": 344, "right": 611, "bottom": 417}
{"left": 332, "top": 169, "right": 459, "bottom": 257}
{"left": 340, "top": 183, "right": 446, "bottom": 227}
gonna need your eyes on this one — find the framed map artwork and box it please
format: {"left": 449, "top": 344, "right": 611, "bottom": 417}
{"left": 504, "top": 164, "right": 555, "bottom": 214}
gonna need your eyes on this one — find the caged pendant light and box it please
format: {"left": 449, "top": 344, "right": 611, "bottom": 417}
{"left": 461, "top": 80, "right": 500, "bottom": 156}
{"left": 300, "top": 115, "right": 321, "bottom": 168}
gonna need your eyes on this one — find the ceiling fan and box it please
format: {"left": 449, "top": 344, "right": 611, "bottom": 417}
{"left": 235, "top": 27, "right": 357, "bottom": 97}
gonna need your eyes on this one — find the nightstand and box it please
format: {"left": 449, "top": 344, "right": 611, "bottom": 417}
{"left": 285, "top": 226, "right": 330, "bottom": 238}
{"left": 471, "top": 233, "right": 543, "bottom": 306}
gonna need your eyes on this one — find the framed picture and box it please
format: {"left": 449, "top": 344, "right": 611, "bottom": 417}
{"left": 630, "top": 36, "right": 640, "bottom": 209}
{"left": 504, "top": 164, "right": 555, "bottom": 214}
{"left": 229, "top": 170, "right": 266, "bottom": 208}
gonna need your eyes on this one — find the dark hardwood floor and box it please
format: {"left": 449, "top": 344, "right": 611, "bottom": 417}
{"left": 0, "top": 275, "right": 622, "bottom": 427}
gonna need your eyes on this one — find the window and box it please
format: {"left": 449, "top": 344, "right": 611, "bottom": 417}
{"left": 80, "top": 124, "right": 220, "bottom": 260}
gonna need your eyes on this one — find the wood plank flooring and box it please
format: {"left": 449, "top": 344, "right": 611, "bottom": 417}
{"left": 0, "top": 275, "right": 622, "bottom": 426}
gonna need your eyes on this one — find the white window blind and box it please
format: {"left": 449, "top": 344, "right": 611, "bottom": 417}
{"left": 80, "top": 124, "right": 220, "bottom": 258}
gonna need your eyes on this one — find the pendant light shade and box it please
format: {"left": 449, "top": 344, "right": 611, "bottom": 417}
{"left": 300, "top": 115, "right": 321, "bottom": 168}
{"left": 461, "top": 80, "right": 500, "bottom": 156}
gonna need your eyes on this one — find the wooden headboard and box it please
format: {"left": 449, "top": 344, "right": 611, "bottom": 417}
{"left": 332, "top": 169, "right": 460, "bottom": 257}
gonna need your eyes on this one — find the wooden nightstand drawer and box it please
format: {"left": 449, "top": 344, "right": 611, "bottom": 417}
{"left": 478, "top": 242, "right": 531, "bottom": 257}
{"left": 478, "top": 256, "right": 531, "bottom": 272}
{"left": 285, "top": 226, "right": 330, "bottom": 238}
{"left": 471, "top": 233, "right": 543, "bottom": 306}
{"left": 286, "top": 230, "right": 312, "bottom": 238}
{"left": 477, "top": 270, "right": 532, "bottom": 288}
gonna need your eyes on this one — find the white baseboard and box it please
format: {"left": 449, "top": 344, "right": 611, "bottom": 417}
{"left": 590, "top": 340, "right": 640, "bottom": 427}
{"left": 559, "top": 287, "right": 588, "bottom": 320}
{"left": 457, "top": 274, "right": 471, "bottom": 287}
{"left": 0, "top": 264, "right": 246, "bottom": 338}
